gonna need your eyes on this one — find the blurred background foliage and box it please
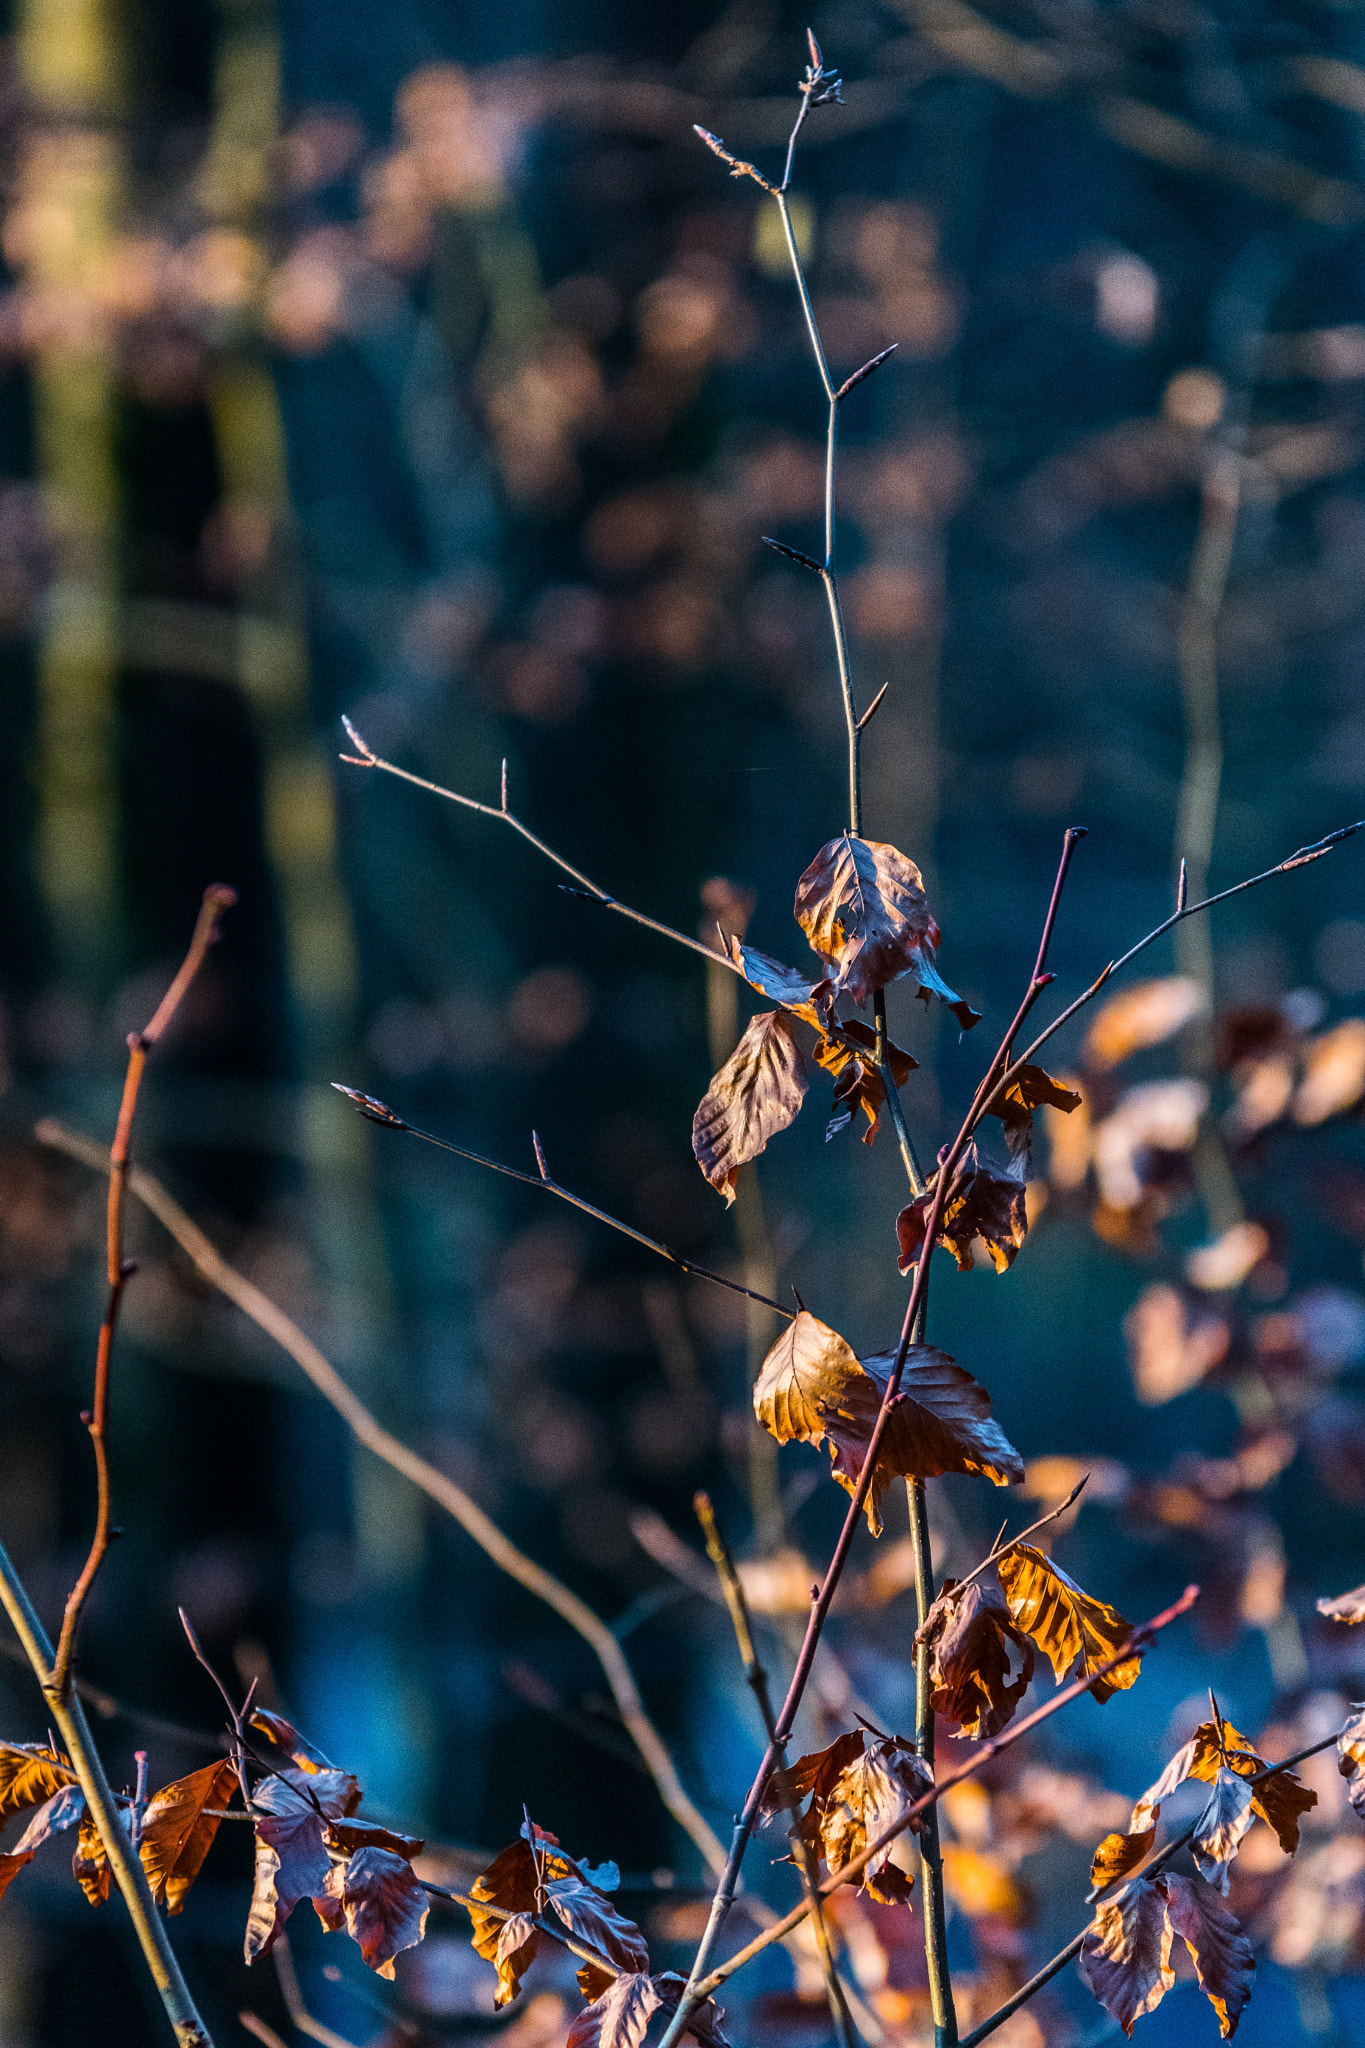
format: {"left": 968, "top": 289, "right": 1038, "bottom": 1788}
{"left": 4, "top": 0, "right": 1365, "bottom": 2038}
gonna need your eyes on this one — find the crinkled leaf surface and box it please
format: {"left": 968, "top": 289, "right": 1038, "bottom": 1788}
{"left": 324, "top": 1845, "right": 429, "bottom": 1978}
{"left": 1078, "top": 1876, "right": 1176, "bottom": 2036}
{"left": 753, "top": 1311, "right": 1022, "bottom": 1536}
{"left": 921, "top": 1579, "right": 1036, "bottom": 1738}
{"left": 983, "top": 1063, "right": 1082, "bottom": 1164}
{"left": 1191, "top": 1769, "right": 1256, "bottom": 1893}
{"left": 567, "top": 1972, "right": 729, "bottom": 2048}
{"left": 996, "top": 1545, "right": 1141, "bottom": 1701}
{"left": 897, "top": 1151, "right": 1028, "bottom": 1276}
{"left": 1163, "top": 1872, "right": 1255, "bottom": 2038}
{"left": 139, "top": 1758, "right": 239, "bottom": 1914}
{"left": 693, "top": 1009, "right": 808, "bottom": 1203}
{"left": 244, "top": 1778, "right": 334, "bottom": 1963}
{"left": 1128, "top": 1719, "right": 1314, "bottom": 1854}
{"left": 0, "top": 1743, "right": 76, "bottom": 1826}
{"left": 812, "top": 1019, "right": 917, "bottom": 1144}
{"left": 793, "top": 833, "right": 977, "bottom": 1022}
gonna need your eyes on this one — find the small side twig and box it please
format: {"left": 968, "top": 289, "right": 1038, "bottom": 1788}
{"left": 926, "top": 1476, "right": 1089, "bottom": 1613}
{"left": 51, "top": 883, "right": 236, "bottom": 1699}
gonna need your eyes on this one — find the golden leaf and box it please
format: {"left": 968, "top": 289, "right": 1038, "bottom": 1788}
{"left": 896, "top": 1151, "right": 1028, "bottom": 1276}
{"left": 793, "top": 833, "right": 978, "bottom": 1022}
{"left": 139, "top": 1758, "right": 239, "bottom": 1914}
{"left": 995, "top": 1545, "right": 1141, "bottom": 1701}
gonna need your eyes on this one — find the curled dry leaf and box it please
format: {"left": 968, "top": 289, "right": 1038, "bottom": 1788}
{"left": 567, "top": 1971, "right": 729, "bottom": 2048}
{"left": 995, "top": 1545, "right": 1141, "bottom": 1702}
{"left": 0, "top": 1783, "right": 86, "bottom": 1903}
{"left": 764, "top": 1726, "right": 930, "bottom": 1906}
{"left": 919, "top": 1579, "right": 1036, "bottom": 1738}
{"left": 896, "top": 1149, "right": 1027, "bottom": 1275}
{"left": 247, "top": 1708, "right": 362, "bottom": 1814}
{"left": 753, "top": 1310, "right": 1023, "bottom": 1537}
{"left": 323, "top": 1845, "right": 429, "bottom": 1977}
{"left": 244, "top": 1781, "right": 334, "bottom": 1962}
{"left": 1335, "top": 1702, "right": 1365, "bottom": 1817}
{"left": 1082, "top": 976, "right": 1207, "bottom": 1071}
{"left": 726, "top": 936, "right": 832, "bottom": 1030}
{"left": 1080, "top": 1873, "right": 1254, "bottom": 2039}
{"left": 812, "top": 1017, "right": 916, "bottom": 1144}
{"left": 73, "top": 1810, "right": 113, "bottom": 1906}
{"left": 139, "top": 1758, "right": 239, "bottom": 1914}
{"left": 1319, "top": 1583, "right": 1365, "bottom": 1624}
{"left": 1191, "top": 1769, "right": 1256, "bottom": 1894}
{"left": 1090, "top": 1824, "right": 1155, "bottom": 1893}
{"left": 1127, "top": 1719, "right": 1314, "bottom": 1855}
{"left": 469, "top": 1824, "right": 648, "bottom": 2006}
{"left": 692, "top": 1008, "right": 808, "bottom": 1203}
{"left": 982, "top": 1063, "right": 1081, "bottom": 1166}
{"left": 793, "top": 833, "right": 979, "bottom": 1024}
{"left": 0, "top": 1742, "right": 76, "bottom": 1826}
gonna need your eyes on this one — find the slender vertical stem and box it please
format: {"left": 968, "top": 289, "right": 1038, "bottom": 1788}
{"left": 0, "top": 1539, "right": 215, "bottom": 2046}
{"left": 908, "top": 1477, "right": 955, "bottom": 2048}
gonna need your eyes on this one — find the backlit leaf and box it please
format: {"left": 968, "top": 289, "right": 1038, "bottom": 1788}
{"left": 753, "top": 1310, "right": 1023, "bottom": 1536}
{"left": 812, "top": 1019, "right": 916, "bottom": 1145}
{"left": 546, "top": 1873, "right": 650, "bottom": 1999}
{"left": 73, "top": 1810, "right": 112, "bottom": 1906}
{"left": 567, "top": 1972, "right": 730, "bottom": 2048}
{"left": 726, "top": 936, "right": 832, "bottom": 1030}
{"left": 469, "top": 1824, "right": 644, "bottom": 2008}
{"left": 1078, "top": 1875, "right": 1176, "bottom": 2035}
{"left": 323, "top": 1845, "right": 429, "bottom": 1978}
{"left": 246, "top": 1709, "right": 361, "bottom": 1816}
{"left": 1128, "top": 1719, "right": 1314, "bottom": 1855}
{"left": 1090, "top": 1826, "right": 1155, "bottom": 1892}
{"left": 692, "top": 1009, "right": 808, "bottom": 1203}
{"left": 896, "top": 1148, "right": 1028, "bottom": 1276}
{"left": 244, "top": 1778, "right": 334, "bottom": 1963}
{"left": 983, "top": 1063, "right": 1082, "bottom": 1165}
{"left": 139, "top": 1758, "right": 239, "bottom": 1914}
{"left": 0, "top": 1784, "right": 86, "bottom": 1903}
{"left": 1162, "top": 1872, "right": 1255, "bottom": 2037}
{"left": 0, "top": 1742, "right": 76, "bottom": 1826}
{"left": 324, "top": 1818, "right": 425, "bottom": 1860}
{"left": 920, "top": 1579, "right": 1035, "bottom": 1738}
{"left": 763, "top": 1726, "right": 928, "bottom": 1906}
{"left": 1082, "top": 977, "right": 1207, "bottom": 1071}
{"left": 995, "top": 1545, "right": 1141, "bottom": 1701}
{"left": 1191, "top": 1769, "right": 1256, "bottom": 1893}
{"left": 793, "top": 833, "right": 978, "bottom": 1023}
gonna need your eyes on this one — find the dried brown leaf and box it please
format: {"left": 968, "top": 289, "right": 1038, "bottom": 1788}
{"left": 73, "top": 1810, "right": 112, "bottom": 1906}
{"left": 139, "top": 1758, "right": 239, "bottom": 1914}
{"left": 983, "top": 1063, "right": 1082, "bottom": 1165}
{"left": 920, "top": 1579, "right": 1035, "bottom": 1739}
{"left": 1083, "top": 976, "right": 1207, "bottom": 1071}
{"left": 469, "top": 1825, "right": 644, "bottom": 2008}
{"left": 1128, "top": 1719, "right": 1314, "bottom": 1855}
{"left": 1090, "top": 1826, "right": 1156, "bottom": 1892}
{"left": 246, "top": 1709, "right": 361, "bottom": 1816}
{"left": 323, "top": 1845, "right": 429, "bottom": 1978}
{"left": 567, "top": 1972, "right": 729, "bottom": 2048}
{"left": 0, "top": 1742, "right": 76, "bottom": 1827}
{"left": 244, "top": 1779, "right": 334, "bottom": 1963}
{"left": 323, "top": 1818, "right": 425, "bottom": 1860}
{"left": 812, "top": 1018, "right": 917, "bottom": 1143}
{"left": 1078, "top": 1875, "right": 1176, "bottom": 2035}
{"left": 692, "top": 1009, "right": 808, "bottom": 1203}
{"left": 793, "top": 833, "right": 978, "bottom": 1023}
{"left": 0, "top": 1784, "right": 85, "bottom": 1903}
{"left": 996, "top": 1545, "right": 1142, "bottom": 1701}
{"left": 753, "top": 1310, "right": 1023, "bottom": 1536}
{"left": 546, "top": 1874, "right": 650, "bottom": 1999}
{"left": 726, "top": 937, "right": 832, "bottom": 1029}
{"left": 817, "top": 1733, "right": 932, "bottom": 1905}
{"left": 1191, "top": 1769, "right": 1256, "bottom": 1893}
{"left": 1162, "top": 1872, "right": 1255, "bottom": 2037}
{"left": 896, "top": 1149, "right": 1028, "bottom": 1276}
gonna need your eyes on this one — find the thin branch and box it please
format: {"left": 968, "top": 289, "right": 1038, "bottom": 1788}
{"left": 960, "top": 1728, "right": 1344, "bottom": 2048}
{"left": 417, "top": 1875, "right": 623, "bottom": 1985}
{"left": 35, "top": 1120, "right": 728, "bottom": 1882}
{"left": 51, "top": 884, "right": 236, "bottom": 1699}
{"left": 340, "top": 717, "right": 731, "bottom": 973}
{"left": 907, "top": 1474, "right": 954, "bottom": 2047}
{"left": 688, "top": 1583, "right": 1200, "bottom": 2003}
{"left": 692, "top": 1492, "right": 860, "bottom": 2048}
{"left": 929, "top": 1476, "right": 1089, "bottom": 1607}
{"left": 327, "top": 1088, "right": 793, "bottom": 1320}
{"left": 0, "top": 1538, "right": 215, "bottom": 2046}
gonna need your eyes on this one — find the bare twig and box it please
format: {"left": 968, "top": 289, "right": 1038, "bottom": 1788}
{"left": 51, "top": 883, "right": 236, "bottom": 1699}
{"left": 0, "top": 1538, "right": 216, "bottom": 2046}
{"left": 928, "top": 1476, "right": 1089, "bottom": 1608}
{"left": 328, "top": 1088, "right": 792, "bottom": 1319}
{"left": 36, "top": 1120, "right": 728, "bottom": 1881}
{"left": 692, "top": 1492, "right": 860, "bottom": 2048}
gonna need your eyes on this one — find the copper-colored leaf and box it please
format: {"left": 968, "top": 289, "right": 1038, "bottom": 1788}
{"left": 983, "top": 1063, "right": 1082, "bottom": 1164}
{"left": 1336, "top": 1703, "right": 1365, "bottom": 1817}
{"left": 996, "top": 1545, "right": 1141, "bottom": 1701}
{"left": 816, "top": 1733, "right": 932, "bottom": 1905}
{"left": 1090, "top": 1827, "right": 1155, "bottom": 1892}
{"left": 753, "top": 1311, "right": 1023, "bottom": 1536}
{"left": 323, "top": 1845, "right": 429, "bottom": 1978}
{"left": 324, "top": 1818, "right": 424, "bottom": 1859}
{"left": 896, "top": 1149, "right": 1028, "bottom": 1276}
{"left": 567, "top": 1972, "right": 730, "bottom": 2048}
{"left": 812, "top": 1019, "right": 916, "bottom": 1144}
{"left": 0, "top": 1742, "right": 76, "bottom": 1827}
{"left": 760, "top": 1731, "right": 865, "bottom": 1829}
{"left": 793, "top": 833, "right": 978, "bottom": 1023}
{"left": 73, "top": 1810, "right": 112, "bottom": 1906}
{"left": 139, "top": 1758, "right": 238, "bottom": 1915}
{"left": 1191, "top": 1770, "right": 1256, "bottom": 1893}
{"left": 1128, "top": 1719, "right": 1314, "bottom": 1855}
{"left": 1318, "top": 1584, "right": 1365, "bottom": 1623}
{"left": 1162, "top": 1872, "right": 1255, "bottom": 2037}
{"left": 1083, "top": 976, "right": 1207, "bottom": 1071}
{"left": 920, "top": 1579, "right": 1035, "bottom": 1739}
{"left": 246, "top": 1709, "right": 361, "bottom": 1815}
{"left": 0, "top": 1850, "right": 32, "bottom": 1902}
{"left": 244, "top": 1780, "right": 334, "bottom": 1963}
{"left": 726, "top": 937, "right": 832, "bottom": 1029}
{"left": 1078, "top": 1875, "right": 1176, "bottom": 2035}
{"left": 546, "top": 1874, "right": 650, "bottom": 1999}
{"left": 692, "top": 1009, "right": 808, "bottom": 1203}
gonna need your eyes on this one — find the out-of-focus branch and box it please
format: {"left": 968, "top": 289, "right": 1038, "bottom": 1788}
{"left": 36, "top": 1120, "right": 728, "bottom": 1882}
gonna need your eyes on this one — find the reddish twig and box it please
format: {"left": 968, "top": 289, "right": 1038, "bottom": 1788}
{"left": 51, "top": 883, "right": 236, "bottom": 1700}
